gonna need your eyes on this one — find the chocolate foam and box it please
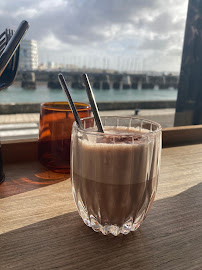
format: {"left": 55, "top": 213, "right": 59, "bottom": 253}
{"left": 72, "top": 126, "right": 155, "bottom": 185}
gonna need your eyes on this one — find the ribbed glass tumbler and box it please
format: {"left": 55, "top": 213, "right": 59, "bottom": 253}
{"left": 71, "top": 116, "right": 162, "bottom": 236}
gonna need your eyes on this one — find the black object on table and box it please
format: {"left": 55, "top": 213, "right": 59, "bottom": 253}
{"left": 0, "top": 20, "right": 29, "bottom": 184}
{"left": 0, "top": 145, "right": 5, "bottom": 184}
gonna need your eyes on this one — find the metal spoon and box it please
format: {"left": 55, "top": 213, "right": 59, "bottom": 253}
{"left": 82, "top": 73, "right": 104, "bottom": 133}
{"left": 58, "top": 73, "right": 84, "bottom": 129}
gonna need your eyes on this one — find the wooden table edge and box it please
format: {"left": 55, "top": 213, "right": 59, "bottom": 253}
{"left": 1, "top": 125, "right": 202, "bottom": 163}
{"left": 162, "top": 124, "right": 202, "bottom": 147}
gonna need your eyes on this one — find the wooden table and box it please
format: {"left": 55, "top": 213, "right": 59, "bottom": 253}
{"left": 0, "top": 130, "right": 202, "bottom": 270}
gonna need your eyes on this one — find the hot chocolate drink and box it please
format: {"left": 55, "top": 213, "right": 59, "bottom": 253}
{"left": 71, "top": 125, "right": 160, "bottom": 231}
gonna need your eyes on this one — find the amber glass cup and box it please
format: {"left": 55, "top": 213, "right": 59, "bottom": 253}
{"left": 38, "top": 102, "right": 91, "bottom": 173}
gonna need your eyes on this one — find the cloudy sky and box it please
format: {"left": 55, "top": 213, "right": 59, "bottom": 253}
{"left": 0, "top": 0, "right": 188, "bottom": 72}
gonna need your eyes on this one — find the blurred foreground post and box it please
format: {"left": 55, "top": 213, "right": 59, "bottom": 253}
{"left": 175, "top": 0, "right": 202, "bottom": 126}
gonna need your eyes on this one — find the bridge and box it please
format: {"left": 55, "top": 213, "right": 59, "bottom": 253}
{"left": 16, "top": 71, "right": 179, "bottom": 90}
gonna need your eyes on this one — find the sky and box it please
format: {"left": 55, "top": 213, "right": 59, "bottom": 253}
{"left": 0, "top": 0, "right": 188, "bottom": 72}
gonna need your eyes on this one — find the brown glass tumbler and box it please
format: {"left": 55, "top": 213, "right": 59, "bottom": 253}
{"left": 38, "top": 102, "right": 91, "bottom": 173}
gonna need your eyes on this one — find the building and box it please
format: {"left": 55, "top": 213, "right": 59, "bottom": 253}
{"left": 47, "top": 61, "right": 55, "bottom": 70}
{"left": 19, "top": 39, "right": 38, "bottom": 70}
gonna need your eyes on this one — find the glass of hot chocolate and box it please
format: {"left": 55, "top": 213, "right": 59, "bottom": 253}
{"left": 71, "top": 116, "right": 162, "bottom": 236}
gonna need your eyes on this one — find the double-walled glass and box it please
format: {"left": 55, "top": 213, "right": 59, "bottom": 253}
{"left": 71, "top": 116, "right": 162, "bottom": 236}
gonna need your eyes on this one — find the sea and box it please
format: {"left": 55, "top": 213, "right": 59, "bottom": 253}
{"left": 0, "top": 84, "right": 177, "bottom": 104}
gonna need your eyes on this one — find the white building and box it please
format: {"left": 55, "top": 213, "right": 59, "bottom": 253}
{"left": 19, "top": 39, "right": 38, "bottom": 70}
{"left": 47, "top": 61, "right": 55, "bottom": 70}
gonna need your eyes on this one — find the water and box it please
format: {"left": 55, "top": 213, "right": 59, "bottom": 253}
{"left": 0, "top": 84, "right": 177, "bottom": 103}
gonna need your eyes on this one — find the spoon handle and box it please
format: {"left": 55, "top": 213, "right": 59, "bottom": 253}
{"left": 82, "top": 73, "right": 104, "bottom": 133}
{"left": 58, "top": 73, "right": 83, "bottom": 129}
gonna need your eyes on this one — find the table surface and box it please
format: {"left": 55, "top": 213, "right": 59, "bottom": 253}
{"left": 0, "top": 143, "right": 202, "bottom": 270}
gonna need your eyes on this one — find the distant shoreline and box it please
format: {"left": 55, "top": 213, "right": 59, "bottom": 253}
{"left": 0, "top": 100, "right": 176, "bottom": 114}
{"left": 13, "top": 81, "right": 47, "bottom": 87}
